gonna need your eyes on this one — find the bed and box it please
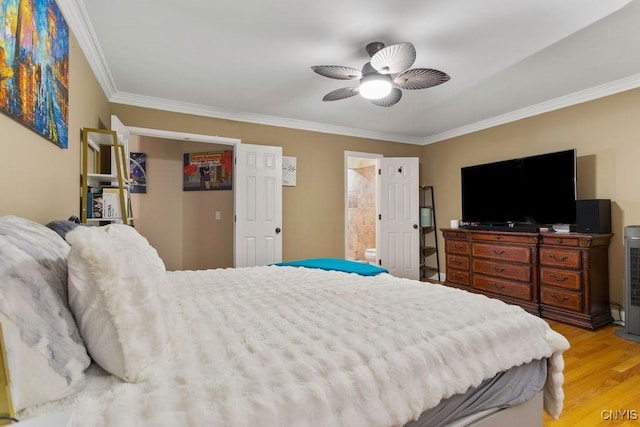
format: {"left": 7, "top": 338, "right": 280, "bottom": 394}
{"left": 0, "top": 215, "right": 569, "bottom": 426}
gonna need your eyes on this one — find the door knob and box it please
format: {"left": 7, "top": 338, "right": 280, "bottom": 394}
{"left": 275, "top": 227, "right": 281, "bottom": 234}
{"left": 413, "top": 224, "right": 419, "bottom": 229}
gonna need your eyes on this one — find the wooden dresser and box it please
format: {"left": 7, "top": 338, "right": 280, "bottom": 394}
{"left": 442, "top": 228, "right": 613, "bottom": 329}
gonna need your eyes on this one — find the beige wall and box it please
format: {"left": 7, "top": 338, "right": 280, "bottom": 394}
{"left": 129, "top": 136, "right": 233, "bottom": 271}
{"left": 110, "top": 104, "right": 423, "bottom": 264}
{"left": 422, "top": 87, "right": 640, "bottom": 305}
{"left": 0, "top": 34, "right": 110, "bottom": 222}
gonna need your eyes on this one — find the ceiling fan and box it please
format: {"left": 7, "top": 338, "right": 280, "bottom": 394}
{"left": 311, "top": 41, "right": 450, "bottom": 107}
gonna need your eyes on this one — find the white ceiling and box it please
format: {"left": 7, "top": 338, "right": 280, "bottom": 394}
{"left": 57, "top": 0, "right": 640, "bottom": 145}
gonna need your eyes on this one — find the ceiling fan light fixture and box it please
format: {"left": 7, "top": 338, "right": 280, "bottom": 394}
{"left": 359, "top": 73, "right": 392, "bottom": 100}
{"left": 311, "top": 41, "right": 450, "bottom": 106}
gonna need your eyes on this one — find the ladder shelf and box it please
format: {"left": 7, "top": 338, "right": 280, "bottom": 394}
{"left": 80, "top": 128, "right": 134, "bottom": 226}
{"left": 419, "top": 185, "right": 440, "bottom": 281}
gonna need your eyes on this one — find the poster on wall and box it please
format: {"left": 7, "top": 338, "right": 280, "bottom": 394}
{"left": 282, "top": 156, "right": 297, "bottom": 186}
{"left": 183, "top": 150, "right": 233, "bottom": 191}
{"left": 129, "top": 152, "right": 147, "bottom": 193}
{"left": 0, "top": 0, "right": 69, "bottom": 148}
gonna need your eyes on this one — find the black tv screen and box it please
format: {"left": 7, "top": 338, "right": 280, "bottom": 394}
{"left": 461, "top": 149, "right": 576, "bottom": 225}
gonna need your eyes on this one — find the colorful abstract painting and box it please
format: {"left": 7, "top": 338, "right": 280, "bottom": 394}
{"left": 0, "top": 0, "right": 69, "bottom": 148}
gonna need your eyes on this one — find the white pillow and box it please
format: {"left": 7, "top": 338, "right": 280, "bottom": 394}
{"left": 65, "top": 224, "right": 172, "bottom": 382}
{"left": 0, "top": 216, "right": 90, "bottom": 410}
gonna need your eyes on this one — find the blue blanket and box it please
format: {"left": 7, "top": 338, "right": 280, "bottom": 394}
{"left": 273, "top": 258, "right": 388, "bottom": 276}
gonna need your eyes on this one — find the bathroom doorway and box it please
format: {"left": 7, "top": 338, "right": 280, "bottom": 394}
{"left": 344, "top": 151, "right": 382, "bottom": 264}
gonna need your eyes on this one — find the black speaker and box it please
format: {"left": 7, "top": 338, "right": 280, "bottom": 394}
{"left": 576, "top": 199, "right": 611, "bottom": 234}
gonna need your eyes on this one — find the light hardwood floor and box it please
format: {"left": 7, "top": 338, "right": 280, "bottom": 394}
{"left": 543, "top": 320, "right": 640, "bottom": 426}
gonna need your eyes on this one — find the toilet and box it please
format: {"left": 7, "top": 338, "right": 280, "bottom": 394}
{"left": 364, "top": 248, "right": 377, "bottom": 265}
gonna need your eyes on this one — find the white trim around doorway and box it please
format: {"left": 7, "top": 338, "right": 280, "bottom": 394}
{"left": 127, "top": 126, "right": 241, "bottom": 146}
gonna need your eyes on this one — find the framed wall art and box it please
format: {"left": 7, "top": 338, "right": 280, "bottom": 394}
{"left": 183, "top": 150, "right": 233, "bottom": 191}
{"left": 0, "top": 0, "right": 69, "bottom": 148}
{"left": 129, "top": 152, "right": 147, "bottom": 193}
{"left": 282, "top": 156, "right": 297, "bottom": 186}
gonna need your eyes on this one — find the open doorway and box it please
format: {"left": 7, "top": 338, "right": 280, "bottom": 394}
{"left": 344, "top": 151, "right": 382, "bottom": 264}
{"left": 122, "top": 123, "right": 240, "bottom": 270}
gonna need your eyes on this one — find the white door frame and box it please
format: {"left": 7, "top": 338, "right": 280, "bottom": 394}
{"left": 344, "top": 151, "right": 383, "bottom": 261}
{"left": 127, "top": 126, "right": 241, "bottom": 146}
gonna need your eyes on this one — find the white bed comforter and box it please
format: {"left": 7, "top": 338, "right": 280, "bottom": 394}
{"left": 27, "top": 266, "right": 569, "bottom": 426}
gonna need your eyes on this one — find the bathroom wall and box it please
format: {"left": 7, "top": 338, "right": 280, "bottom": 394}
{"left": 347, "top": 163, "right": 376, "bottom": 260}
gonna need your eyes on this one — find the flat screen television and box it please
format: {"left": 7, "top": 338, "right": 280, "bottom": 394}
{"left": 461, "top": 149, "right": 576, "bottom": 226}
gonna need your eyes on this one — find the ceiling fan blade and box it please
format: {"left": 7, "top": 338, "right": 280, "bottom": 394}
{"left": 371, "top": 88, "right": 402, "bottom": 107}
{"left": 322, "top": 87, "right": 360, "bottom": 101}
{"left": 311, "top": 65, "right": 362, "bottom": 80}
{"left": 393, "top": 68, "right": 450, "bottom": 90}
{"left": 370, "top": 42, "right": 416, "bottom": 74}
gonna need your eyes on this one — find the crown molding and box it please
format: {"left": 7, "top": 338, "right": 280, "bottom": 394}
{"left": 422, "top": 72, "right": 640, "bottom": 145}
{"left": 109, "top": 91, "right": 425, "bottom": 145}
{"left": 57, "top": 0, "right": 117, "bottom": 97}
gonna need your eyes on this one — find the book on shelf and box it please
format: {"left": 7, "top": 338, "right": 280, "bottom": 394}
{"left": 86, "top": 191, "right": 93, "bottom": 219}
{"left": 85, "top": 187, "right": 103, "bottom": 219}
{"left": 90, "top": 188, "right": 103, "bottom": 219}
{"left": 93, "top": 194, "right": 103, "bottom": 219}
{"left": 102, "top": 187, "right": 129, "bottom": 219}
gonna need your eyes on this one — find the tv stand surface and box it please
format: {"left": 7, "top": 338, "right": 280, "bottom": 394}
{"left": 463, "top": 223, "right": 543, "bottom": 233}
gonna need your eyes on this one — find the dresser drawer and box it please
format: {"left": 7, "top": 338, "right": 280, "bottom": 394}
{"left": 473, "top": 274, "right": 532, "bottom": 301}
{"left": 447, "top": 254, "right": 470, "bottom": 270}
{"left": 471, "top": 232, "right": 537, "bottom": 245}
{"left": 540, "top": 267, "right": 582, "bottom": 291}
{"left": 447, "top": 240, "right": 469, "bottom": 255}
{"left": 539, "top": 248, "right": 581, "bottom": 269}
{"left": 540, "top": 286, "right": 582, "bottom": 312}
{"left": 447, "top": 268, "right": 470, "bottom": 286}
{"left": 540, "top": 235, "right": 580, "bottom": 247}
{"left": 473, "top": 259, "right": 532, "bottom": 282}
{"left": 443, "top": 230, "right": 468, "bottom": 240}
{"left": 472, "top": 243, "right": 532, "bottom": 263}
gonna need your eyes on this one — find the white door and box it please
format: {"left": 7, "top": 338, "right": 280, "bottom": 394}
{"left": 378, "top": 157, "right": 420, "bottom": 280}
{"left": 234, "top": 143, "right": 283, "bottom": 267}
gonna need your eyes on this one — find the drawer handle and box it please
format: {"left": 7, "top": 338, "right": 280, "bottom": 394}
{"left": 493, "top": 266, "right": 505, "bottom": 273}
{"left": 548, "top": 254, "right": 568, "bottom": 262}
{"left": 555, "top": 239, "right": 564, "bottom": 244}
{"left": 550, "top": 293, "right": 569, "bottom": 302}
{"left": 454, "top": 244, "right": 464, "bottom": 249}
{"left": 452, "top": 259, "right": 463, "bottom": 265}
{"left": 494, "top": 236, "right": 503, "bottom": 240}
{"left": 549, "top": 273, "right": 569, "bottom": 282}
{"left": 491, "top": 281, "right": 506, "bottom": 290}
{"left": 493, "top": 250, "right": 505, "bottom": 255}
{"left": 453, "top": 273, "right": 463, "bottom": 279}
